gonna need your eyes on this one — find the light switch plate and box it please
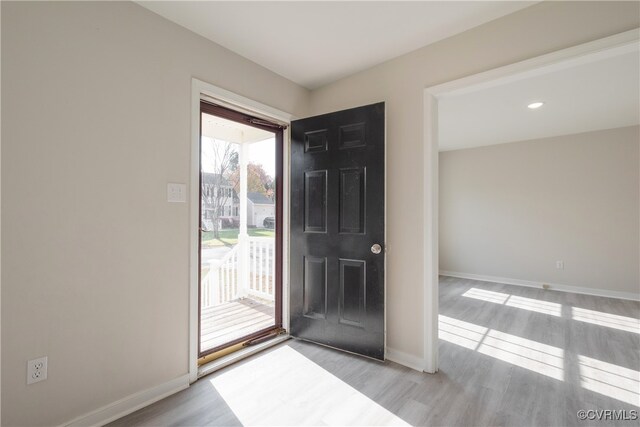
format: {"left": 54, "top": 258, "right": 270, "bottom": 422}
{"left": 167, "top": 183, "right": 186, "bottom": 203}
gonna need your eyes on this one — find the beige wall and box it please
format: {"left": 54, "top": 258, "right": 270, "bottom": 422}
{"left": 2, "top": 0, "right": 640, "bottom": 425}
{"left": 309, "top": 1, "right": 640, "bottom": 358}
{"left": 439, "top": 126, "right": 640, "bottom": 296}
{"left": 0, "top": 2, "right": 3, "bottom": 423}
{"left": 1, "top": 2, "right": 308, "bottom": 425}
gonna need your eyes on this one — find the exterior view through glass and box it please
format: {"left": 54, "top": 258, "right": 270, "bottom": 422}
{"left": 199, "top": 110, "right": 278, "bottom": 355}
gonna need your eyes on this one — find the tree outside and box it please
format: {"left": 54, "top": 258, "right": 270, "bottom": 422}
{"left": 203, "top": 140, "right": 238, "bottom": 239}
{"left": 229, "top": 162, "right": 274, "bottom": 199}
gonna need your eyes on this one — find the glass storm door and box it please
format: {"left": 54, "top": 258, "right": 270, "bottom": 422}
{"left": 198, "top": 102, "right": 283, "bottom": 358}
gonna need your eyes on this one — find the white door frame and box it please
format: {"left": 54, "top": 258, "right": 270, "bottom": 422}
{"left": 190, "top": 78, "right": 295, "bottom": 383}
{"left": 422, "top": 28, "right": 639, "bottom": 373}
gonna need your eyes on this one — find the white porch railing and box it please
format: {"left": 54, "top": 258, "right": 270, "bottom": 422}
{"left": 200, "top": 236, "right": 275, "bottom": 310}
{"left": 247, "top": 237, "right": 276, "bottom": 302}
{"left": 201, "top": 245, "right": 239, "bottom": 309}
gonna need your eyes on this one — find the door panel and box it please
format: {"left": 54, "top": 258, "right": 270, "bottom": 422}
{"left": 290, "top": 102, "right": 385, "bottom": 360}
{"left": 304, "top": 170, "right": 327, "bottom": 232}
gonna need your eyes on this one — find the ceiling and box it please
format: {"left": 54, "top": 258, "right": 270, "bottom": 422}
{"left": 201, "top": 113, "right": 273, "bottom": 144}
{"left": 439, "top": 49, "right": 640, "bottom": 151}
{"left": 136, "top": 1, "right": 537, "bottom": 89}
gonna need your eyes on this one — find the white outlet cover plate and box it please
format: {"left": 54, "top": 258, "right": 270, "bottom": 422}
{"left": 27, "top": 356, "right": 48, "bottom": 385}
{"left": 167, "top": 183, "right": 187, "bottom": 203}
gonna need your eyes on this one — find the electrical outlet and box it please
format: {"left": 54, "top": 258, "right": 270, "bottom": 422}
{"left": 556, "top": 260, "right": 564, "bottom": 270}
{"left": 27, "top": 356, "right": 48, "bottom": 385}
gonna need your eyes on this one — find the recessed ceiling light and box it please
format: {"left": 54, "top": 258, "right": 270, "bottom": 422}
{"left": 527, "top": 102, "right": 544, "bottom": 109}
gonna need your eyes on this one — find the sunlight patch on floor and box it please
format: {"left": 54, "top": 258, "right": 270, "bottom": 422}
{"left": 208, "top": 346, "right": 410, "bottom": 426}
{"left": 578, "top": 354, "right": 640, "bottom": 407}
{"left": 462, "top": 288, "right": 509, "bottom": 304}
{"left": 439, "top": 315, "right": 488, "bottom": 350}
{"left": 439, "top": 315, "right": 564, "bottom": 380}
{"left": 572, "top": 307, "right": 640, "bottom": 334}
{"left": 462, "top": 288, "right": 561, "bottom": 316}
{"left": 478, "top": 329, "right": 564, "bottom": 380}
{"left": 506, "top": 295, "right": 561, "bottom": 316}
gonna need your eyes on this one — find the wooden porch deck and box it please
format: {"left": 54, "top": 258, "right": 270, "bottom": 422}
{"left": 200, "top": 298, "right": 275, "bottom": 353}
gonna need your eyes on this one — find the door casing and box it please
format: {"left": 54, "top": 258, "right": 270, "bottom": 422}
{"left": 189, "top": 78, "right": 295, "bottom": 382}
{"left": 422, "top": 29, "right": 639, "bottom": 374}
{"left": 197, "top": 101, "right": 284, "bottom": 358}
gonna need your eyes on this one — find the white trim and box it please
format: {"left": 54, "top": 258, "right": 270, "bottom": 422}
{"left": 195, "top": 79, "right": 295, "bottom": 125}
{"left": 429, "top": 28, "right": 639, "bottom": 98}
{"left": 440, "top": 271, "right": 640, "bottom": 302}
{"left": 190, "top": 78, "right": 294, "bottom": 383}
{"left": 198, "top": 335, "right": 291, "bottom": 378}
{"left": 384, "top": 104, "right": 388, "bottom": 356}
{"left": 422, "top": 92, "right": 439, "bottom": 374}
{"left": 423, "top": 29, "right": 640, "bottom": 375}
{"left": 63, "top": 374, "right": 190, "bottom": 427}
{"left": 282, "top": 128, "right": 291, "bottom": 332}
{"left": 385, "top": 347, "right": 425, "bottom": 372}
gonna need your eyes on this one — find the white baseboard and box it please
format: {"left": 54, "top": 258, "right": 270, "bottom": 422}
{"left": 385, "top": 347, "right": 425, "bottom": 372}
{"left": 63, "top": 374, "right": 190, "bottom": 427}
{"left": 440, "top": 271, "right": 640, "bottom": 301}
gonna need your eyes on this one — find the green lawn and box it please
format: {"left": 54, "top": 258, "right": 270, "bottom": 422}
{"left": 201, "top": 228, "right": 274, "bottom": 247}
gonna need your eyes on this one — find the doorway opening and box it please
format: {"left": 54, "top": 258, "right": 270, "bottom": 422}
{"left": 198, "top": 101, "right": 284, "bottom": 360}
{"left": 422, "top": 29, "right": 639, "bottom": 374}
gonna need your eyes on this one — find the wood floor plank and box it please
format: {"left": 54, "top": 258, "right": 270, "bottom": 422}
{"left": 200, "top": 309, "right": 272, "bottom": 334}
{"left": 111, "top": 277, "right": 640, "bottom": 427}
{"left": 200, "top": 298, "right": 275, "bottom": 352}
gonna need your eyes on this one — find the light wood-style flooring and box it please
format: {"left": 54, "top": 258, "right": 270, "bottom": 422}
{"left": 201, "top": 299, "right": 274, "bottom": 352}
{"left": 111, "top": 276, "right": 640, "bottom": 426}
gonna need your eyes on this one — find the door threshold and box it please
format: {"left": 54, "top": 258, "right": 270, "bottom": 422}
{"left": 198, "top": 334, "right": 290, "bottom": 378}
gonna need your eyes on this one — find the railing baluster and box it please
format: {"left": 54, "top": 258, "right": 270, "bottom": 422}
{"left": 256, "top": 241, "right": 260, "bottom": 293}
{"left": 263, "top": 243, "right": 267, "bottom": 294}
{"left": 258, "top": 242, "right": 262, "bottom": 291}
{"left": 221, "top": 264, "right": 225, "bottom": 303}
{"left": 271, "top": 243, "right": 275, "bottom": 295}
{"left": 232, "top": 251, "right": 236, "bottom": 299}
{"left": 268, "top": 244, "right": 272, "bottom": 295}
{"left": 224, "top": 263, "right": 228, "bottom": 302}
{"left": 228, "top": 257, "right": 232, "bottom": 299}
{"left": 235, "top": 250, "right": 238, "bottom": 298}
{"left": 248, "top": 241, "right": 252, "bottom": 292}
{"left": 216, "top": 267, "right": 221, "bottom": 305}
{"left": 218, "top": 266, "right": 221, "bottom": 304}
{"left": 266, "top": 243, "right": 270, "bottom": 294}
{"left": 252, "top": 241, "right": 257, "bottom": 292}
{"left": 254, "top": 241, "right": 258, "bottom": 293}
{"left": 222, "top": 264, "right": 225, "bottom": 304}
{"left": 258, "top": 242, "right": 262, "bottom": 294}
{"left": 263, "top": 241, "right": 267, "bottom": 294}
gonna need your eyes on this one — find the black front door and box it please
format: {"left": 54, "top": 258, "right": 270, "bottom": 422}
{"left": 290, "top": 102, "right": 385, "bottom": 360}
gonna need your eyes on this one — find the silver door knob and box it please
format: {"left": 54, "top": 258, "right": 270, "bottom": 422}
{"left": 371, "top": 244, "right": 382, "bottom": 254}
